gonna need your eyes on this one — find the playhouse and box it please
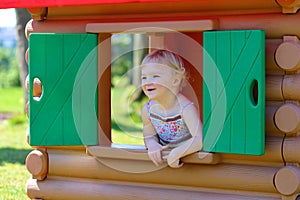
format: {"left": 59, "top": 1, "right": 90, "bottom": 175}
{"left": 3, "top": 0, "right": 300, "bottom": 199}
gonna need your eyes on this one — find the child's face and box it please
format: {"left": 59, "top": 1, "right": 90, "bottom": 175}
{"left": 141, "top": 63, "right": 176, "bottom": 100}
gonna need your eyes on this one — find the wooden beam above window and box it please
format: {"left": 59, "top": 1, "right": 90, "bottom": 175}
{"left": 86, "top": 20, "right": 218, "bottom": 34}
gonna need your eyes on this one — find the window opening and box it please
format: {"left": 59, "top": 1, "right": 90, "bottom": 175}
{"left": 111, "top": 33, "right": 148, "bottom": 145}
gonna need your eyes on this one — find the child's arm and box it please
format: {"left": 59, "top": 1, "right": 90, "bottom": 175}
{"left": 142, "top": 104, "right": 168, "bottom": 166}
{"left": 166, "top": 104, "right": 203, "bottom": 168}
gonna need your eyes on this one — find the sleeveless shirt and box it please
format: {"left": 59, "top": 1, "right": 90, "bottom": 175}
{"left": 147, "top": 101, "right": 193, "bottom": 148}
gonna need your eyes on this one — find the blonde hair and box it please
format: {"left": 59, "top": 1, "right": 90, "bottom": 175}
{"left": 141, "top": 49, "right": 187, "bottom": 90}
{"left": 142, "top": 49, "right": 186, "bottom": 76}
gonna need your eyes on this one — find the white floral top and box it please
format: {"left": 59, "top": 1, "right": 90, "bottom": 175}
{"left": 147, "top": 101, "right": 193, "bottom": 148}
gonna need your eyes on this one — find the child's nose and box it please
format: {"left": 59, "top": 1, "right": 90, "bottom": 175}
{"left": 142, "top": 82, "right": 151, "bottom": 87}
{"left": 142, "top": 78, "right": 154, "bottom": 85}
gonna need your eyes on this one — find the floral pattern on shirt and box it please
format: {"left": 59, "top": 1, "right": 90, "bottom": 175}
{"left": 148, "top": 101, "right": 192, "bottom": 148}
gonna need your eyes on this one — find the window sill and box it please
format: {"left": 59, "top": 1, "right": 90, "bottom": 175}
{"left": 87, "top": 144, "right": 220, "bottom": 165}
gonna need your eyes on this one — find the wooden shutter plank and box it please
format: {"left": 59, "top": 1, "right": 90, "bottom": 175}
{"left": 29, "top": 33, "right": 98, "bottom": 146}
{"left": 203, "top": 30, "right": 265, "bottom": 155}
{"left": 203, "top": 32, "right": 217, "bottom": 152}
{"left": 231, "top": 89, "right": 246, "bottom": 153}
{"left": 245, "top": 58, "right": 265, "bottom": 155}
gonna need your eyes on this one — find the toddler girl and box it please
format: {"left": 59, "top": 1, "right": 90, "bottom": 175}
{"left": 141, "top": 49, "right": 203, "bottom": 168}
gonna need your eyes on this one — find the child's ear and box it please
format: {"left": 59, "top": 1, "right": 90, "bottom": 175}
{"left": 172, "top": 76, "right": 181, "bottom": 86}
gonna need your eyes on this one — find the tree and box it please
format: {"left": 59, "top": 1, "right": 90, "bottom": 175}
{"left": 132, "top": 33, "right": 148, "bottom": 88}
{"left": 15, "top": 8, "right": 31, "bottom": 112}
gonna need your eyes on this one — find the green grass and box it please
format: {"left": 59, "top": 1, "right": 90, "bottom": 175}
{"left": 111, "top": 85, "right": 144, "bottom": 145}
{"left": 0, "top": 86, "right": 145, "bottom": 199}
{"left": 0, "top": 87, "right": 31, "bottom": 200}
{"left": 111, "top": 86, "right": 144, "bottom": 145}
{"left": 0, "top": 87, "right": 24, "bottom": 114}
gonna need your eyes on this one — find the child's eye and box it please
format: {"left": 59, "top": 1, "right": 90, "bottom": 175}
{"left": 153, "top": 75, "right": 160, "bottom": 78}
{"left": 141, "top": 76, "right": 147, "bottom": 80}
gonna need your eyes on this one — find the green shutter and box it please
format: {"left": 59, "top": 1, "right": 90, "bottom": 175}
{"left": 29, "top": 33, "right": 98, "bottom": 146}
{"left": 203, "top": 30, "right": 265, "bottom": 155}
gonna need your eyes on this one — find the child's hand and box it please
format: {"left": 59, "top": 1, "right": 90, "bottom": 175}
{"left": 167, "top": 159, "right": 183, "bottom": 168}
{"left": 163, "top": 150, "right": 184, "bottom": 168}
{"left": 147, "top": 143, "right": 169, "bottom": 166}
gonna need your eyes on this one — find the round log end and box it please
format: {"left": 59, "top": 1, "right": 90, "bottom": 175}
{"left": 26, "top": 150, "right": 48, "bottom": 178}
{"left": 25, "top": 48, "right": 29, "bottom": 65}
{"left": 274, "top": 166, "right": 300, "bottom": 196}
{"left": 33, "top": 78, "right": 43, "bottom": 97}
{"left": 277, "top": 0, "right": 297, "bottom": 6}
{"left": 27, "top": 7, "right": 44, "bottom": 14}
{"left": 275, "top": 103, "right": 300, "bottom": 134}
{"left": 25, "top": 75, "right": 43, "bottom": 98}
{"left": 275, "top": 41, "right": 300, "bottom": 71}
{"left": 27, "top": 7, "right": 47, "bottom": 21}
{"left": 25, "top": 20, "right": 33, "bottom": 40}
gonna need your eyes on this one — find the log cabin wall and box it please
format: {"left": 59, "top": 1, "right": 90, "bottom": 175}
{"left": 25, "top": 1, "right": 300, "bottom": 199}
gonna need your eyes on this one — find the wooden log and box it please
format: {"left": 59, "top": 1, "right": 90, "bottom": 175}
{"left": 25, "top": 48, "right": 29, "bottom": 64}
{"left": 265, "top": 102, "right": 284, "bottom": 137}
{"left": 266, "top": 75, "right": 283, "bottom": 101}
{"left": 221, "top": 136, "right": 283, "bottom": 166}
{"left": 47, "top": 149, "right": 279, "bottom": 193}
{"left": 25, "top": 20, "right": 33, "bottom": 40}
{"left": 26, "top": 177, "right": 280, "bottom": 200}
{"left": 282, "top": 137, "right": 300, "bottom": 163}
{"left": 26, "top": 149, "right": 48, "bottom": 180}
{"left": 274, "top": 103, "right": 300, "bottom": 135}
{"left": 219, "top": 13, "right": 300, "bottom": 39}
{"left": 266, "top": 75, "right": 300, "bottom": 101}
{"left": 277, "top": 0, "right": 300, "bottom": 13}
{"left": 281, "top": 194, "right": 300, "bottom": 200}
{"left": 25, "top": 19, "right": 88, "bottom": 39}
{"left": 274, "top": 166, "right": 300, "bottom": 196}
{"left": 27, "top": 7, "right": 47, "bottom": 21}
{"left": 46, "top": 0, "right": 281, "bottom": 20}
{"left": 266, "top": 39, "right": 285, "bottom": 75}
{"left": 275, "top": 36, "right": 300, "bottom": 72}
{"left": 282, "top": 74, "right": 300, "bottom": 100}
{"left": 26, "top": 13, "right": 300, "bottom": 39}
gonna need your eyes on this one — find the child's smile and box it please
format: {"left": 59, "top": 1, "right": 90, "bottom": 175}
{"left": 141, "top": 63, "right": 175, "bottom": 100}
{"left": 144, "top": 85, "right": 158, "bottom": 98}
{"left": 146, "top": 87, "right": 156, "bottom": 92}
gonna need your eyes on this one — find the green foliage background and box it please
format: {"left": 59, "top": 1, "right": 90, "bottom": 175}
{"left": 0, "top": 47, "right": 20, "bottom": 88}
